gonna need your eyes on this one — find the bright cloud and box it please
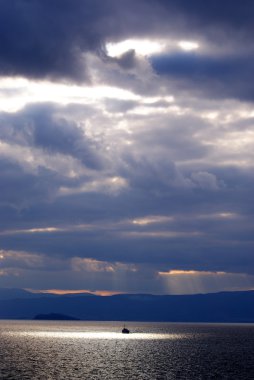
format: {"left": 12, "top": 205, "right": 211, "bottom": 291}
{"left": 106, "top": 39, "right": 165, "bottom": 57}
{"left": 132, "top": 215, "right": 174, "bottom": 225}
{"left": 71, "top": 258, "right": 137, "bottom": 273}
{"left": 158, "top": 270, "right": 254, "bottom": 294}
{"left": 0, "top": 77, "right": 140, "bottom": 112}
{"left": 178, "top": 41, "right": 200, "bottom": 51}
{"left": 0, "top": 250, "right": 44, "bottom": 269}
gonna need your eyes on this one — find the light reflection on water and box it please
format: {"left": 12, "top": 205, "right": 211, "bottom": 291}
{"left": 1, "top": 321, "right": 254, "bottom": 379}
{"left": 15, "top": 331, "right": 185, "bottom": 340}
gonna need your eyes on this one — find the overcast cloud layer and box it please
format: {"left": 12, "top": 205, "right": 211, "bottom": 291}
{"left": 0, "top": 0, "right": 254, "bottom": 294}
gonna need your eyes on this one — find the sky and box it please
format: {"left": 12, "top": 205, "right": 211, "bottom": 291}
{"left": 0, "top": 0, "right": 254, "bottom": 295}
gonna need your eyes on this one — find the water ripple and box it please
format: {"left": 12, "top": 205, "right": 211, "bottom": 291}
{"left": 1, "top": 321, "right": 254, "bottom": 379}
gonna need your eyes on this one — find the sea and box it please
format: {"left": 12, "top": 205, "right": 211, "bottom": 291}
{"left": 0, "top": 321, "right": 254, "bottom": 379}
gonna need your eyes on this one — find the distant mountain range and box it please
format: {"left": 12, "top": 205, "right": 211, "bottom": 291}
{"left": 34, "top": 312, "right": 80, "bottom": 321}
{"left": 0, "top": 288, "right": 254, "bottom": 322}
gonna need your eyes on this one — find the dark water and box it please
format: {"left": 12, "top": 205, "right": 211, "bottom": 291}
{"left": 0, "top": 321, "right": 254, "bottom": 379}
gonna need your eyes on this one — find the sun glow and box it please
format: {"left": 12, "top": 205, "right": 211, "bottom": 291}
{"left": 178, "top": 41, "right": 199, "bottom": 51}
{"left": 106, "top": 39, "right": 165, "bottom": 57}
{"left": 0, "top": 77, "right": 140, "bottom": 112}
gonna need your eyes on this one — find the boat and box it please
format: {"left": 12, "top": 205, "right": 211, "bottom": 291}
{"left": 122, "top": 325, "right": 130, "bottom": 334}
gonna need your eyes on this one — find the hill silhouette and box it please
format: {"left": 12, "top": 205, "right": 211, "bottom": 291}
{"left": 0, "top": 289, "right": 254, "bottom": 322}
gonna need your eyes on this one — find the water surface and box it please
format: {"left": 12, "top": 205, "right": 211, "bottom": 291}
{"left": 0, "top": 321, "right": 254, "bottom": 379}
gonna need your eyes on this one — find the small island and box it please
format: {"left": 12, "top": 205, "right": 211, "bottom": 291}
{"left": 33, "top": 313, "right": 80, "bottom": 321}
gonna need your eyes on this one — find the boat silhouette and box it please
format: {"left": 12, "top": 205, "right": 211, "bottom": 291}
{"left": 122, "top": 325, "right": 130, "bottom": 334}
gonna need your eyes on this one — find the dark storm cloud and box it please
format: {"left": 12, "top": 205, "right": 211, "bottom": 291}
{"left": 113, "top": 50, "right": 137, "bottom": 70}
{"left": 0, "top": 157, "right": 61, "bottom": 208}
{"left": 120, "top": 154, "right": 178, "bottom": 193}
{"left": 0, "top": 0, "right": 152, "bottom": 81}
{"left": 151, "top": 52, "right": 254, "bottom": 101}
{"left": 158, "top": 0, "right": 254, "bottom": 31}
{"left": 0, "top": 104, "right": 102, "bottom": 169}
{"left": 149, "top": 0, "right": 254, "bottom": 48}
{"left": 1, "top": 0, "right": 254, "bottom": 82}
{"left": 0, "top": 0, "right": 111, "bottom": 81}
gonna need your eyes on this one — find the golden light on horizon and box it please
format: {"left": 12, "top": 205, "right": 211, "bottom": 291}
{"left": 158, "top": 270, "right": 227, "bottom": 276}
{"left": 27, "top": 289, "right": 124, "bottom": 296}
{"left": 158, "top": 269, "right": 254, "bottom": 295}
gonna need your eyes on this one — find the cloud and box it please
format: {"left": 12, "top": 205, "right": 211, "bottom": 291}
{"left": 0, "top": 249, "right": 43, "bottom": 270}
{"left": 0, "top": 0, "right": 109, "bottom": 81}
{"left": 158, "top": 269, "right": 254, "bottom": 294}
{"left": 0, "top": 249, "right": 68, "bottom": 273}
{"left": 190, "top": 171, "right": 221, "bottom": 190}
{"left": 0, "top": 0, "right": 160, "bottom": 82}
{"left": 151, "top": 52, "right": 254, "bottom": 101}
{"left": 0, "top": 1, "right": 254, "bottom": 294}
{"left": 72, "top": 257, "right": 137, "bottom": 273}
{"left": 1, "top": 0, "right": 253, "bottom": 85}
{"left": 0, "top": 157, "right": 62, "bottom": 208}
{"left": 0, "top": 103, "right": 103, "bottom": 170}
